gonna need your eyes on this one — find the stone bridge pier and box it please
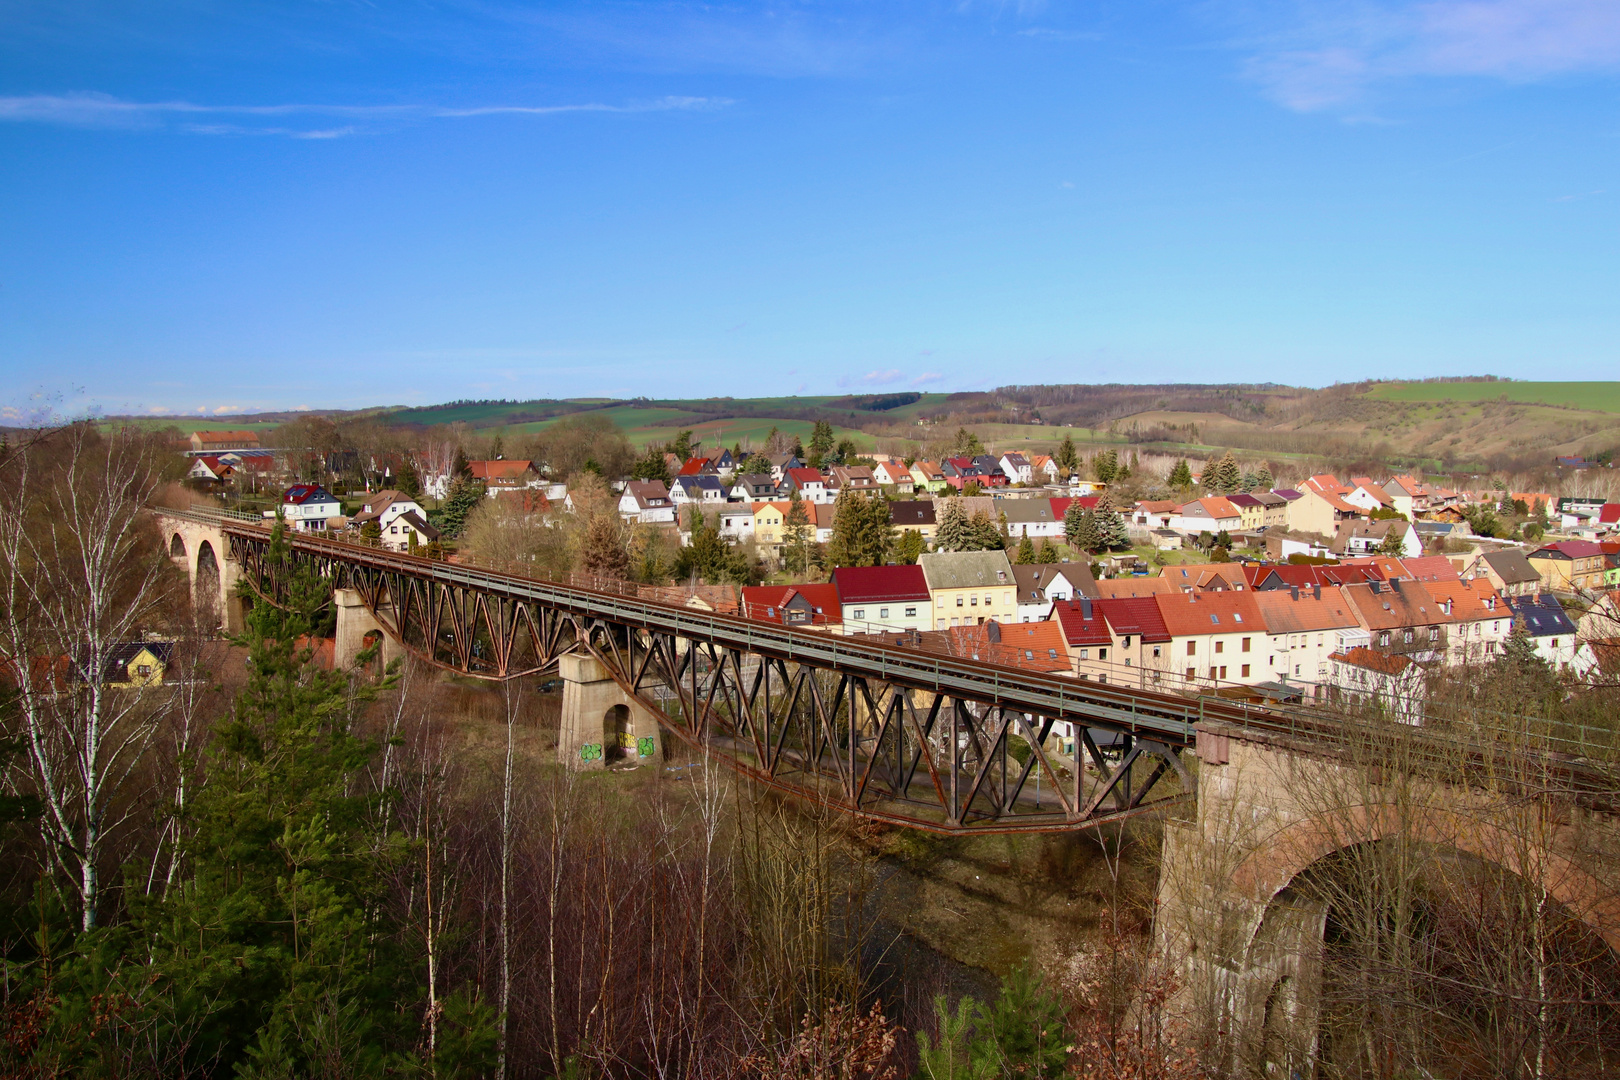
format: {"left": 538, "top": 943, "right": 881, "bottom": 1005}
{"left": 556, "top": 653, "right": 664, "bottom": 771}
{"left": 161, "top": 515, "right": 246, "bottom": 633}
{"left": 1155, "top": 722, "right": 1620, "bottom": 1078}
{"left": 333, "top": 588, "right": 405, "bottom": 670}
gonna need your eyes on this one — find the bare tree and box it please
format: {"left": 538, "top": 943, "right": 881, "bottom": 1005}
{"left": 0, "top": 426, "right": 177, "bottom": 929}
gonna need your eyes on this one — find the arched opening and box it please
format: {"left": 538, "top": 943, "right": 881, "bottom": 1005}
{"left": 1248, "top": 840, "right": 1620, "bottom": 1077}
{"left": 170, "top": 532, "right": 187, "bottom": 559}
{"left": 604, "top": 704, "right": 630, "bottom": 762}
{"left": 195, "top": 540, "right": 220, "bottom": 622}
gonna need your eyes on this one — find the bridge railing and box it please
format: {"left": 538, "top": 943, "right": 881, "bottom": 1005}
{"left": 159, "top": 506, "right": 1620, "bottom": 771}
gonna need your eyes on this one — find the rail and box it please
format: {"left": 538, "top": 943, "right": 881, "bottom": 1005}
{"left": 162, "top": 505, "right": 1620, "bottom": 768}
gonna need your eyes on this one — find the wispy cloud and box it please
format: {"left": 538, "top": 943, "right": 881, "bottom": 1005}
{"left": 911, "top": 372, "right": 944, "bottom": 387}
{"left": 1235, "top": 0, "right": 1620, "bottom": 111}
{"left": 0, "top": 92, "right": 731, "bottom": 136}
{"left": 837, "top": 369, "right": 905, "bottom": 387}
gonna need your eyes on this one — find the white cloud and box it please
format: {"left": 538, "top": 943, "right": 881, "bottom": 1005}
{"left": 0, "top": 92, "right": 731, "bottom": 135}
{"left": 911, "top": 372, "right": 944, "bottom": 386}
{"left": 1237, "top": 0, "right": 1620, "bottom": 111}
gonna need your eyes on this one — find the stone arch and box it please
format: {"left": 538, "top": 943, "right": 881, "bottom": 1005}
{"left": 1232, "top": 804, "right": 1620, "bottom": 953}
{"left": 170, "top": 532, "right": 187, "bottom": 559}
{"left": 604, "top": 703, "right": 631, "bottom": 761}
{"left": 194, "top": 540, "right": 221, "bottom": 618}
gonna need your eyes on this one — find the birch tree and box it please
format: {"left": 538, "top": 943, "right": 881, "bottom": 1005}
{"left": 0, "top": 425, "right": 175, "bottom": 929}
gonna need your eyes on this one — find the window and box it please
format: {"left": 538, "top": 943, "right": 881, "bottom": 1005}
{"left": 880, "top": 608, "right": 890, "bottom": 619}
{"left": 1215, "top": 641, "right": 1224, "bottom": 654}
{"left": 1152, "top": 645, "right": 1161, "bottom": 658}
{"left": 1552, "top": 638, "right": 1559, "bottom": 648}
{"left": 1234, "top": 613, "right": 1243, "bottom": 622}
{"left": 1079, "top": 648, "right": 1089, "bottom": 660}
{"left": 1048, "top": 648, "right": 1058, "bottom": 659}
{"left": 956, "top": 596, "right": 964, "bottom": 607}
{"left": 1186, "top": 667, "right": 1196, "bottom": 679}
{"left": 1295, "top": 663, "right": 1301, "bottom": 675}
{"left": 1098, "top": 648, "right": 1108, "bottom": 660}
{"left": 1098, "top": 675, "right": 1108, "bottom": 684}
{"left": 984, "top": 594, "right": 993, "bottom": 606}
{"left": 1429, "top": 626, "right": 1439, "bottom": 642}
{"left": 1242, "top": 637, "right": 1251, "bottom": 652}
{"left": 1123, "top": 635, "right": 1132, "bottom": 647}
{"left": 853, "top": 609, "right": 865, "bottom": 620}
{"left": 1219, "top": 666, "right": 1227, "bottom": 679}
{"left": 904, "top": 606, "right": 917, "bottom": 618}
{"left": 1379, "top": 631, "right": 1391, "bottom": 647}
{"left": 1403, "top": 629, "right": 1414, "bottom": 644}
{"left": 1209, "top": 667, "right": 1218, "bottom": 680}
{"left": 970, "top": 595, "right": 978, "bottom": 606}
{"left": 1024, "top": 649, "right": 1034, "bottom": 660}
{"left": 1187, "top": 641, "right": 1197, "bottom": 656}
{"left": 1210, "top": 614, "right": 1220, "bottom": 625}
{"left": 137, "top": 664, "right": 152, "bottom": 677}
{"left": 1241, "top": 664, "right": 1250, "bottom": 677}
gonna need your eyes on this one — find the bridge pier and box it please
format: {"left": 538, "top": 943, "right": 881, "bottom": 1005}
{"left": 334, "top": 588, "right": 403, "bottom": 670}
{"left": 557, "top": 653, "right": 663, "bottom": 770}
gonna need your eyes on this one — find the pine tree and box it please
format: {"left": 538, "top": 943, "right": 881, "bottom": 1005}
{"left": 1167, "top": 459, "right": 1193, "bottom": 490}
{"left": 1240, "top": 471, "right": 1258, "bottom": 493}
{"left": 935, "top": 499, "right": 971, "bottom": 552}
{"left": 1015, "top": 533, "right": 1036, "bottom": 564}
{"left": 893, "top": 528, "right": 926, "bottom": 565}
{"left": 972, "top": 961, "right": 1069, "bottom": 1079}
{"left": 738, "top": 452, "right": 773, "bottom": 476}
{"left": 808, "top": 420, "right": 836, "bottom": 467}
{"left": 1097, "top": 508, "right": 1130, "bottom": 550}
{"left": 969, "top": 510, "right": 1003, "bottom": 552}
{"left": 1378, "top": 525, "right": 1408, "bottom": 557}
{"left": 453, "top": 445, "right": 472, "bottom": 480}
{"left": 1054, "top": 434, "right": 1080, "bottom": 477}
{"left": 951, "top": 427, "right": 985, "bottom": 458}
{"left": 434, "top": 477, "right": 486, "bottom": 538}
{"left": 997, "top": 511, "right": 1010, "bottom": 543}
{"left": 1092, "top": 448, "right": 1119, "bottom": 484}
{"left": 1035, "top": 537, "right": 1058, "bottom": 564}
{"left": 1255, "top": 463, "right": 1274, "bottom": 491}
{"left": 783, "top": 492, "right": 813, "bottom": 575}
{"left": 581, "top": 509, "right": 632, "bottom": 579}
{"left": 827, "top": 488, "right": 887, "bottom": 568}
{"left": 1072, "top": 509, "right": 1102, "bottom": 554}
{"left": 631, "top": 444, "right": 672, "bottom": 482}
{"left": 397, "top": 459, "right": 422, "bottom": 499}
{"left": 669, "top": 430, "right": 695, "bottom": 461}
{"left": 1063, "top": 499, "right": 1089, "bottom": 549}
{"left": 1207, "top": 450, "right": 1241, "bottom": 495}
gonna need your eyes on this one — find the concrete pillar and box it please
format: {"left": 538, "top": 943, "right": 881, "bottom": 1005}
{"left": 219, "top": 556, "right": 246, "bottom": 636}
{"left": 557, "top": 652, "right": 664, "bottom": 770}
{"left": 333, "top": 588, "right": 402, "bottom": 670}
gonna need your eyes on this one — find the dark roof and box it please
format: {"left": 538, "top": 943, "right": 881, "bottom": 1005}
{"left": 1479, "top": 548, "right": 1540, "bottom": 585}
{"left": 72, "top": 641, "right": 174, "bottom": 683}
{"left": 282, "top": 484, "right": 335, "bottom": 505}
{"left": 888, "top": 500, "right": 937, "bottom": 526}
{"left": 831, "top": 564, "right": 930, "bottom": 605}
{"left": 1505, "top": 594, "right": 1577, "bottom": 638}
{"left": 398, "top": 510, "right": 441, "bottom": 541}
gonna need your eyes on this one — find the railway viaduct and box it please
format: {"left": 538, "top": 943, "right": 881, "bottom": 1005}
{"left": 157, "top": 507, "right": 1620, "bottom": 1074}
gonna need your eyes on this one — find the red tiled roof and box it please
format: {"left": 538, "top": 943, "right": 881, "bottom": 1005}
{"left": 469, "top": 460, "right": 535, "bottom": 481}
{"left": 945, "top": 622, "right": 1070, "bottom": 672}
{"left": 1599, "top": 504, "right": 1620, "bottom": 524}
{"left": 1154, "top": 590, "right": 1263, "bottom": 637}
{"left": 740, "top": 584, "right": 842, "bottom": 624}
{"left": 1050, "top": 599, "right": 1112, "bottom": 646}
{"left": 1331, "top": 647, "right": 1413, "bottom": 675}
{"left": 830, "top": 564, "right": 930, "bottom": 604}
{"left": 1095, "top": 597, "right": 1171, "bottom": 642}
{"left": 1398, "top": 555, "right": 1461, "bottom": 582}
{"left": 1534, "top": 540, "right": 1603, "bottom": 559}
{"left": 1252, "top": 587, "right": 1357, "bottom": 634}
{"left": 785, "top": 467, "right": 823, "bottom": 486}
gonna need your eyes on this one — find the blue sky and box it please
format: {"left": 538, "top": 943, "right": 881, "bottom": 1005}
{"left": 2, "top": 1, "right": 1617, "bottom": 418}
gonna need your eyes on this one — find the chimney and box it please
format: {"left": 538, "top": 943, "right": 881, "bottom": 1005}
{"left": 987, "top": 622, "right": 1001, "bottom": 643}
{"left": 1313, "top": 584, "right": 1321, "bottom": 600}
{"left": 1290, "top": 586, "right": 1299, "bottom": 600}
{"left": 1080, "top": 596, "right": 1093, "bottom": 620}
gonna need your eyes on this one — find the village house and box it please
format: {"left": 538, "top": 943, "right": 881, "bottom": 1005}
{"left": 1009, "top": 564, "right": 1095, "bottom": 623}
{"left": 729, "top": 474, "right": 780, "bottom": 501}
{"left": 349, "top": 489, "right": 439, "bottom": 551}
{"left": 189, "top": 430, "right": 261, "bottom": 453}
{"left": 1287, "top": 485, "right": 1364, "bottom": 537}
{"left": 1426, "top": 578, "right": 1511, "bottom": 664}
{"left": 888, "top": 500, "right": 938, "bottom": 541}
{"left": 1132, "top": 500, "right": 1180, "bottom": 529}
{"left": 1339, "top": 579, "right": 1451, "bottom": 663}
{"left": 1171, "top": 496, "right": 1242, "bottom": 536}
{"left": 740, "top": 583, "right": 841, "bottom": 630}
{"left": 1223, "top": 493, "right": 1267, "bottom": 531}
{"left": 1052, "top": 596, "right": 1174, "bottom": 688}
{"left": 751, "top": 501, "right": 792, "bottom": 554}
{"left": 677, "top": 456, "right": 719, "bottom": 478}
{"left": 670, "top": 475, "right": 727, "bottom": 507}
{"left": 1325, "top": 648, "right": 1427, "bottom": 721}
{"left": 872, "top": 461, "right": 915, "bottom": 494}
{"left": 1253, "top": 491, "right": 1289, "bottom": 528}
{"left": 618, "top": 480, "right": 676, "bottom": 524}
{"left": 783, "top": 467, "right": 831, "bottom": 504}
{"left": 831, "top": 564, "right": 932, "bottom": 635}
{"left": 1029, "top": 454, "right": 1060, "bottom": 483}
{"left": 1528, "top": 540, "right": 1607, "bottom": 593}
{"left": 1154, "top": 589, "right": 1268, "bottom": 690}
{"left": 908, "top": 460, "right": 949, "bottom": 494}
{"left": 1381, "top": 476, "right": 1432, "bottom": 519}
{"left": 945, "top": 621, "right": 1071, "bottom": 675}
{"left": 1505, "top": 594, "right": 1597, "bottom": 676}
{"left": 279, "top": 484, "right": 342, "bottom": 532}
{"left": 469, "top": 460, "right": 544, "bottom": 493}
{"left": 72, "top": 640, "right": 175, "bottom": 689}
{"left": 1000, "top": 499, "right": 1064, "bottom": 538}
{"left": 1330, "top": 518, "right": 1421, "bottom": 559}
{"left": 918, "top": 550, "right": 1017, "bottom": 629}
{"left": 764, "top": 453, "right": 803, "bottom": 482}
{"left": 1251, "top": 586, "right": 1362, "bottom": 697}
{"left": 999, "top": 453, "right": 1034, "bottom": 485}
{"left": 828, "top": 465, "right": 879, "bottom": 497}
{"left": 1343, "top": 478, "right": 1395, "bottom": 515}
{"left": 1456, "top": 549, "right": 1537, "bottom": 597}
{"left": 717, "top": 505, "right": 757, "bottom": 542}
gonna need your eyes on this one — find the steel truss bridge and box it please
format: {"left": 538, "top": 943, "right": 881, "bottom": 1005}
{"left": 180, "top": 511, "right": 1386, "bottom": 834}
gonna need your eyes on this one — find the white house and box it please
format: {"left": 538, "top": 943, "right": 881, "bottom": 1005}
{"left": 349, "top": 490, "right": 435, "bottom": 551}
{"left": 1010, "top": 564, "right": 1089, "bottom": 622}
{"left": 278, "top": 484, "right": 342, "bottom": 532}
{"left": 670, "top": 475, "right": 727, "bottom": 506}
{"left": 718, "top": 505, "right": 757, "bottom": 542}
{"left": 619, "top": 480, "right": 676, "bottom": 524}
{"left": 1506, "top": 594, "right": 1599, "bottom": 677}
{"left": 999, "top": 453, "right": 1034, "bottom": 485}
{"left": 1170, "top": 497, "right": 1243, "bottom": 536}
{"left": 784, "top": 468, "right": 831, "bottom": 504}
{"left": 1326, "top": 647, "right": 1428, "bottom": 723}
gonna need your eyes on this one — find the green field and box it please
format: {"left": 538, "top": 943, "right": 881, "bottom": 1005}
{"left": 1366, "top": 381, "right": 1620, "bottom": 413}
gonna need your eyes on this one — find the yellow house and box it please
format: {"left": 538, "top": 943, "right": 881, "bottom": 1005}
{"left": 917, "top": 550, "right": 1017, "bottom": 629}
{"left": 751, "top": 501, "right": 791, "bottom": 548}
{"left": 80, "top": 641, "right": 173, "bottom": 688}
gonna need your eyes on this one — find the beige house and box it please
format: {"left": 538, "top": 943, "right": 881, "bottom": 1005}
{"left": 1287, "top": 486, "right": 1363, "bottom": 537}
{"left": 918, "top": 550, "right": 1016, "bottom": 629}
